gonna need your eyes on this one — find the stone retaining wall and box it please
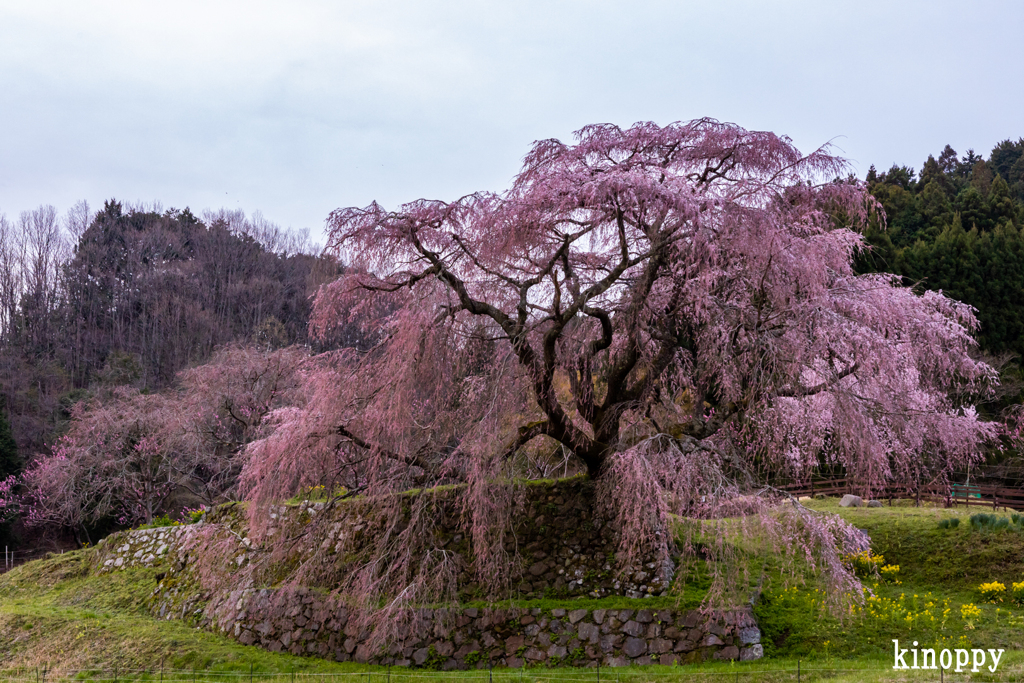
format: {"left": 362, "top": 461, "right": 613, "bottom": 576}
{"left": 204, "top": 587, "right": 762, "bottom": 668}
{"left": 107, "top": 479, "right": 676, "bottom": 603}
{"left": 96, "top": 525, "right": 189, "bottom": 571}
{"left": 92, "top": 479, "right": 765, "bottom": 667}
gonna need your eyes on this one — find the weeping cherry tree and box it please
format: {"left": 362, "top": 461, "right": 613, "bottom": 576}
{"left": 240, "top": 119, "right": 998, "bottom": 622}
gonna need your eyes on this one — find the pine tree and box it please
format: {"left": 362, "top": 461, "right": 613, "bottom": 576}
{"left": 988, "top": 175, "right": 1018, "bottom": 227}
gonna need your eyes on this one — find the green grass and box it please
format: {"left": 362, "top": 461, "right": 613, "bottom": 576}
{"left": 753, "top": 499, "right": 1024, "bottom": 665}
{"left": 5, "top": 498, "right": 1024, "bottom": 681}
{"left": 0, "top": 550, "right": 354, "bottom": 676}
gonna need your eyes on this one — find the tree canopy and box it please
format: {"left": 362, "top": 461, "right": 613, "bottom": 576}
{"left": 239, "top": 120, "right": 998, "bottom": 604}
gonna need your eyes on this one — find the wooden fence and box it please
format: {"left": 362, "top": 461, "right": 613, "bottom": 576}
{"left": 774, "top": 477, "right": 1024, "bottom": 512}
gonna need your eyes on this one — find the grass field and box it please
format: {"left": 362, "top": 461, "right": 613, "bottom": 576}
{"left": 3, "top": 499, "right": 1024, "bottom": 682}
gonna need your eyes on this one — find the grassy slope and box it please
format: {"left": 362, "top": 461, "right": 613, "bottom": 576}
{"left": 0, "top": 550, "right": 352, "bottom": 676}
{"left": 754, "top": 500, "right": 1024, "bottom": 671}
{"left": 3, "top": 500, "right": 1024, "bottom": 681}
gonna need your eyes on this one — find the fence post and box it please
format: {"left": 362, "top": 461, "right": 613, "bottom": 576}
{"left": 797, "top": 659, "right": 800, "bottom": 683}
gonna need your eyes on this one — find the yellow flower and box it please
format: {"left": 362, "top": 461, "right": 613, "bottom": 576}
{"left": 979, "top": 581, "right": 1006, "bottom": 603}
{"left": 961, "top": 603, "right": 981, "bottom": 629}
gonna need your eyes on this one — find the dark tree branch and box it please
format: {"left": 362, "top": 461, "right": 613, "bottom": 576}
{"left": 776, "top": 361, "right": 860, "bottom": 398}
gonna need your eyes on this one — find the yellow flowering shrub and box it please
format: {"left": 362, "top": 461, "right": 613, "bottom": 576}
{"left": 961, "top": 603, "right": 981, "bottom": 629}
{"left": 880, "top": 564, "right": 901, "bottom": 584}
{"left": 857, "top": 591, "right": 946, "bottom": 629}
{"left": 844, "top": 549, "right": 885, "bottom": 577}
{"left": 1012, "top": 581, "right": 1024, "bottom": 606}
{"left": 979, "top": 581, "right": 1006, "bottom": 602}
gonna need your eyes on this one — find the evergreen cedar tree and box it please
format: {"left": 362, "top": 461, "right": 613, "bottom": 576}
{"left": 238, "top": 120, "right": 999, "bottom": 611}
{"left": 857, "top": 138, "right": 1024, "bottom": 362}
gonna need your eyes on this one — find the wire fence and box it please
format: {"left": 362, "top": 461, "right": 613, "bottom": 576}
{"left": 0, "top": 665, "right": 1020, "bottom": 683}
{"left": 1, "top": 545, "right": 56, "bottom": 574}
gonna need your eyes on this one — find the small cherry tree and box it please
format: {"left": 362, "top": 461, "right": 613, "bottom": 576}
{"left": 0, "top": 475, "right": 18, "bottom": 524}
{"left": 20, "top": 346, "right": 305, "bottom": 540}
{"left": 241, "top": 119, "right": 997, "bottom": 613}
{"left": 176, "top": 344, "right": 305, "bottom": 506}
{"left": 21, "top": 388, "right": 179, "bottom": 532}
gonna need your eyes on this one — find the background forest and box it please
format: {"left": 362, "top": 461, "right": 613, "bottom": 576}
{"left": 0, "top": 202, "right": 352, "bottom": 547}
{"left": 2, "top": 135, "right": 1024, "bottom": 552}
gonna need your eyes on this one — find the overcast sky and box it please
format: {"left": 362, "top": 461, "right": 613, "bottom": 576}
{"left": 1, "top": 0, "right": 1022, "bottom": 244}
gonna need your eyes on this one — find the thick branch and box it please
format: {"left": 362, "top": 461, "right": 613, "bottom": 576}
{"left": 776, "top": 361, "right": 860, "bottom": 398}
{"left": 335, "top": 425, "right": 437, "bottom": 474}
{"left": 500, "top": 420, "right": 555, "bottom": 461}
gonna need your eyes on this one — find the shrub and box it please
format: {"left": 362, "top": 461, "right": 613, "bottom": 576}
{"left": 961, "top": 603, "right": 981, "bottom": 629}
{"left": 1012, "top": 581, "right": 1024, "bottom": 607}
{"left": 979, "top": 581, "right": 1006, "bottom": 603}
{"left": 969, "top": 513, "right": 1016, "bottom": 531}
{"left": 143, "top": 514, "right": 181, "bottom": 528}
{"left": 845, "top": 550, "right": 885, "bottom": 577}
{"left": 181, "top": 507, "right": 206, "bottom": 524}
{"left": 970, "top": 513, "right": 993, "bottom": 529}
{"left": 880, "top": 564, "right": 902, "bottom": 584}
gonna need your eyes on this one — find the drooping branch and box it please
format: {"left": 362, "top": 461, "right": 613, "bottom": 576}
{"left": 335, "top": 425, "right": 438, "bottom": 475}
{"left": 265, "top": 118, "right": 998, "bottom": 555}
{"left": 776, "top": 360, "right": 861, "bottom": 398}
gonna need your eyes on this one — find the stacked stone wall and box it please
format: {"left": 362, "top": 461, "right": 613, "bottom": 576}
{"left": 204, "top": 587, "right": 762, "bottom": 668}
{"left": 106, "top": 480, "right": 674, "bottom": 602}
{"left": 92, "top": 479, "right": 764, "bottom": 667}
